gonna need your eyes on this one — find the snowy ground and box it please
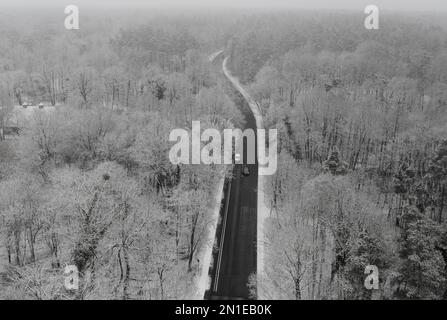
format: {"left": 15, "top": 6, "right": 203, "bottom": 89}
{"left": 7, "top": 105, "right": 55, "bottom": 127}
{"left": 195, "top": 172, "right": 226, "bottom": 299}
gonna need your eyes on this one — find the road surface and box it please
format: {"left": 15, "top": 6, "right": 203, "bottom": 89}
{"left": 207, "top": 54, "right": 258, "bottom": 300}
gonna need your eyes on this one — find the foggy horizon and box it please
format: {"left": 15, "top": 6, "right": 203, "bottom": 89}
{"left": 1, "top": 0, "right": 447, "bottom": 13}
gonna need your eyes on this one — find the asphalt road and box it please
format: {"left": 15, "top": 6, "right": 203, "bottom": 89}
{"left": 208, "top": 54, "right": 258, "bottom": 299}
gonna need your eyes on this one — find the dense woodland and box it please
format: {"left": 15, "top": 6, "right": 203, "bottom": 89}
{"left": 1, "top": 8, "right": 447, "bottom": 300}
{"left": 0, "top": 9, "right": 239, "bottom": 299}
{"left": 229, "top": 13, "right": 447, "bottom": 299}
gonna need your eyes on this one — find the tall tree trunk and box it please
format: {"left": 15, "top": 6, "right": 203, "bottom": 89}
{"left": 28, "top": 228, "right": 36, "bottom": 263}
{"left": 122, "top": 247, "right": 130, "bottom": 300}
{"left": 7, "top": 243, "right": 11, "bottom": 264}
{"left": 158, "top": 267, "right": 165, "bottom": 299}
{"left": 188, "top": 213, "right": 198, "bottom": 272}
{"left": 295, "top": 278, "right": 301, "bottom": 300}
{"left": 126, "top": 80, "right": 131, "bottom": 108}
{"left": 14, "top": 231, "right": 21, "bottom": 266}
{"left": 439, "top": 185, "right": 445, "bottom": 224}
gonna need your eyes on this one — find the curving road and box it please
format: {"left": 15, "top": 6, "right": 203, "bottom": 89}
{"left": 207, "top": 53, "right": 258, "bottom": 300}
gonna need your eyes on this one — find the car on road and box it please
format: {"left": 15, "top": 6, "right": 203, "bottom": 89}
{"left": 235, "top": 153, "right": 241, "bottom": 163}
{"left": 242, "top": 166, "right": 250, "bottom": 176}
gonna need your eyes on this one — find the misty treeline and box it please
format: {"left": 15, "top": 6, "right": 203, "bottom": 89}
{"left": 0, "top": 10, "right": 231, "bottom": 110}
{"left": 0, "top": 11, "right": 240, "bottom": 299}
{"left": 228, "top": 13, "right": 447, "bottom": 299}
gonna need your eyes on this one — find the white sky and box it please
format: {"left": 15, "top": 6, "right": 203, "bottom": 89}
{"left": 1, "top": 0, "right": 446, "bottom": 12}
